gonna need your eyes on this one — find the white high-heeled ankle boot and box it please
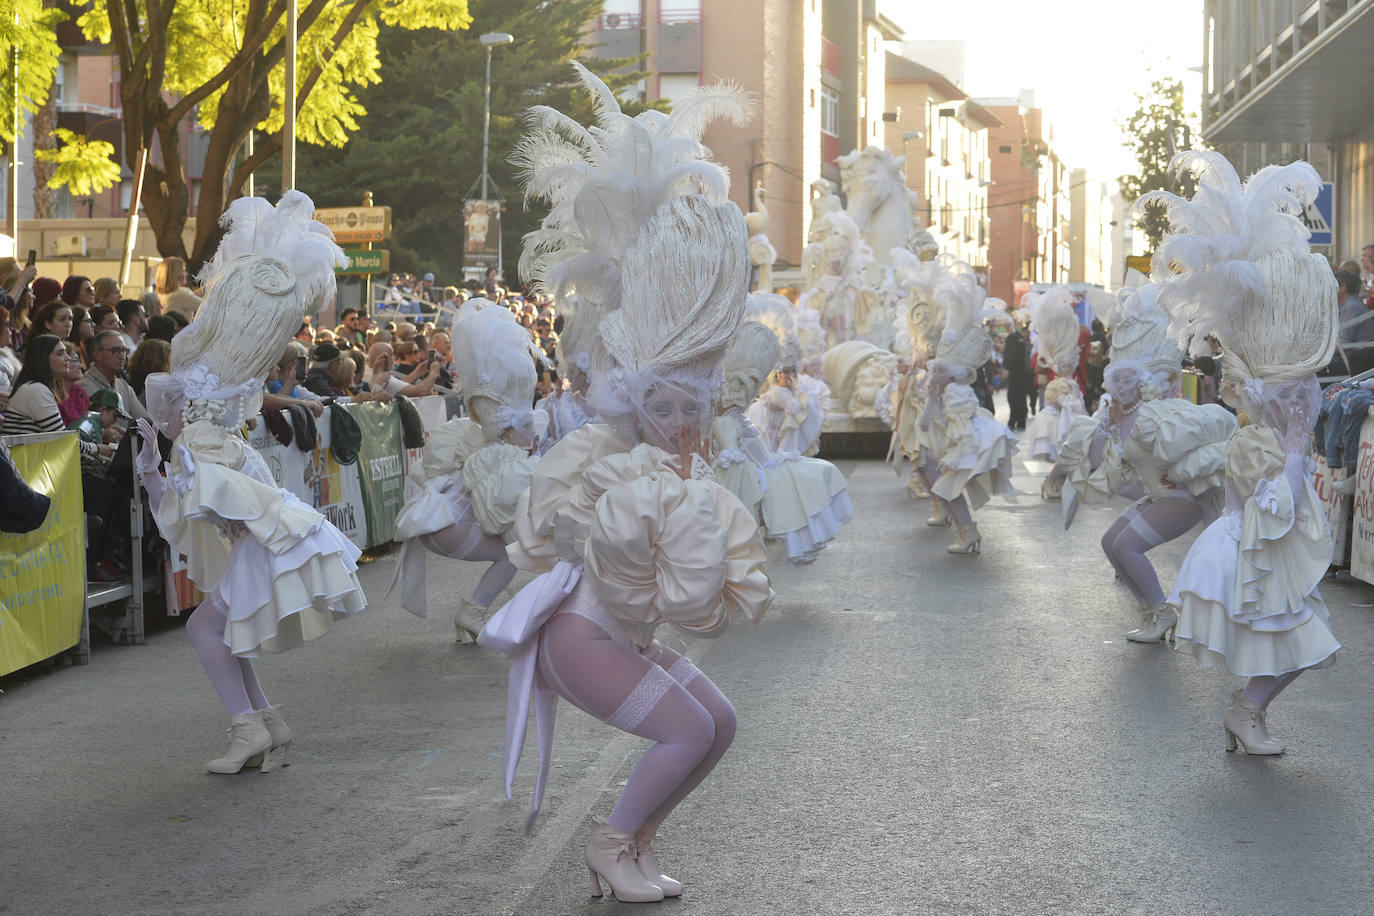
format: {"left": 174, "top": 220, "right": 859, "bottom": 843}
{"left": 1224, "top": 689, "right": 1284, "bottom": 755}
{"left": 1041, "top": 477, "right": 1063, "bottom": 500}
{"left": 635, "top": 828, "right": 682, "bottom": 897}
{"left": 206, "top": 712, "right": 272, "bottom": 774}
{"left": 946, "top": 522, "right": 981, "bottom": 555}
{"left": 926, "top": 503, "right": 951, "bottom": 527}
{"left": 258, "top": 705, "right": 294, "bottom": 771}
{"left": 585, "top": 817, "right": 664, "bottom": 903}
{"left": 1125, "top": 603, "right": 1178, "bottom": 644}
{"left": 454, "top": 598, "right": 489, "bottom": 644}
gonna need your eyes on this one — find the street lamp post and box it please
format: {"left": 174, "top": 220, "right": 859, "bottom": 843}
{"left": 478, "top": 32, "right": 514, "bottom": 201}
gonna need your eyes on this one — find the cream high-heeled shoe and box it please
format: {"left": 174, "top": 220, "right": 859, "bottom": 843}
{"left": 1224, "top": 689, "right": 1284, "bottom": 755}
{"left": 1125, "top": 603, "right": 1178, "bottom": 644}
{"left": 946, "top": 522, "right": 981, "bottom": 555}
{"left": 635, "top": 828, "right": 682, "bottom": 897}
{"left": 1041, "top": 477, "right": 1063, "bottom": 500}
{"left": 206, "top": 712, "right": 272, "bottom": 774}
{"left": 256, "top": 705, "right": 294, "bottom": 772}
{"left": 454, "top": 598, "right": 489, "bottom": 644}
{"left": 926, "top": 503, "right": 951, "bottom": 527}
{"left": 585, "top": 817, "right": 664, "bottom": 903}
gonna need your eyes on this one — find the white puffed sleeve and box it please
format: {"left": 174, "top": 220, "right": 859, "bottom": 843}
{"left": 463, "top": 441, "right": 538, "bottom": 539}
{"left": 583, "top": 469, "right": 772, "bottom": 637}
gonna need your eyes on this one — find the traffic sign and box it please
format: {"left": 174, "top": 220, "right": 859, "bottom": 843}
{"left": 1301, "top": 182, "right": 1334, "bottom": 246}
{"left": 337, "top": 249, "right": 390, "bottom": 275}
{"left": 315, "top": 206, "right": 392, "bottom": 243}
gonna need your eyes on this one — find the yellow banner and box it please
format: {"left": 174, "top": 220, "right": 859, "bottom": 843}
{"left": 0, "top": 436, "right": 86, "bottom": 675}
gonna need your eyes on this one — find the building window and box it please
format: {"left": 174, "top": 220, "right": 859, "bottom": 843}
{"left": 820, "top": 86, "right": 839, "bottom": 136}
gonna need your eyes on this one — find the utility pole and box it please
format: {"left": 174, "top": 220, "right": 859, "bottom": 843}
{"left": 478, "top": 32, "right": 514, "bottom": 200}
{"left": 7, "top": 31, "right": 19, "bottom": 253}
{"left": 281, "top": 0, "right": 297, "bottom": 192}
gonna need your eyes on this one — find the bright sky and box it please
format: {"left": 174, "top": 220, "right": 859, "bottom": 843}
{"left": 886, "top": 1, "right": 1204, "bottom": 187}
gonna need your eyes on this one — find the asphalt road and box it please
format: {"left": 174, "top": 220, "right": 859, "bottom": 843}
{"left": 4, "top": 441, "right": 1374, "bottom": 915}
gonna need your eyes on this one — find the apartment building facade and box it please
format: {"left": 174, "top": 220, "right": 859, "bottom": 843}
{"left": 1201, "top": 0, "right": 1374, "bottom": 258}
{"left": 590, "top": 0, "right": 902, "bottom": 268}
{"left": 882, "top": 52, "right": 996, "bottom": 270}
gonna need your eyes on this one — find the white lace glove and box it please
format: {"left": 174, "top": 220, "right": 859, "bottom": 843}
{"left": 135, "top": 418, "right": 166, "bottom": 511}
{"left": 690, "top": 452, "right": 716, "bottom": 482}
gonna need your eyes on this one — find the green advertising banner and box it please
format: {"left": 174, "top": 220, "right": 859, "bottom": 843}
{"left": 350, "top": 401, "right": 406, "bottom": 546}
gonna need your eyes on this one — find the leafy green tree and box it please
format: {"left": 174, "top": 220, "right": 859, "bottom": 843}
{"left": 294, "top": 0, "right": 653, "bottom": 284}
{"left": 2, "top": 0, "right": 122, "bottom": 217}
{"left": 77, "top": 0, "right": 472, "bottom": 262}
{"left": 1118, "top": 76, "right": 1200, "bottom": 251}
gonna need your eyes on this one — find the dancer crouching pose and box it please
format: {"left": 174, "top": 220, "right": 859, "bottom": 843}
{"left": 137, "top": 192, "right": 365, "bottom": 773}
{"left": 479, "top": 64, "right": 771, "bottom": 902}
{"left": 1025, "top": 285, "right": 1088, "bottom": 489}
{"left": 389, "top": 306, "right": 540, "bottom": 640}
{"left": 1051, "top": 282, "right": 1237, "bottom": 642}
{"left": 914, "top": 271, "right": 1018, "bottom": 555}
{"left": 1142, "top": 151, "right": 1341, "bottom": 754}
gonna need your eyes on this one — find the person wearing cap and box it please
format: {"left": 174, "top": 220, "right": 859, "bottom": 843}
{"left": 76, "top": 328, "right": 149, "bottom": 422}
{"left": 417, "top": 272, "right": 440, "bottom": 312}
{"left": 302, "top": 341, "right": 390, "bottom": 403}
{"left": 72, "top": 387, "right": 130, "bottom": 453}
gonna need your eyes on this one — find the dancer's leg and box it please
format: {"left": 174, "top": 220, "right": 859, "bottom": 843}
{"left": 945, "top": 494, "right": 973, "bottom": 527}
{"left": 1102, "top": 497, "right": 1203, "bottom": 606}
{"left": 1242, "top": 669, "right": 1305, "bottom": 707}
{"left": 238, "top": 660, "right": 272, "bottom": 712}
{"left": 186, "top": 599, "right": 253, "bottom": 716}
{"left": 637, "top": 643, "right": 737, "bottom": 831}
{"left": 420, "top": 522, "right": 518, "bottom": 606}
{"left": 1100, "top": 509, "right": 1139, "bottom": 594}
{"left": 538, "top": 614, "right": 716, "bottom": 834}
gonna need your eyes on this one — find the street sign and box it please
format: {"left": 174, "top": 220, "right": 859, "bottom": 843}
{"left": 337, "top": 249, "right": 390, "bottom": 275}
{"left": 1301, "top": 182, "right": 1334, "bottom": 246}
{"left": 315, "top": 206, "right": 392, "bottom": 243}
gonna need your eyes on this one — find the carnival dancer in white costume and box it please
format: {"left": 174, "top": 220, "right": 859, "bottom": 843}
{"left": 389, "top": 306, "right": 541, "bottom": 642}
{"left": 714, "top": 313, "right": 852, "bottom": 564}
{"left": 1143, "top": 151, "right": 1340, "bottom": 754}
{"left": 135, "top": 192, "right": 364, "bottom": 774}
{"left": 1051, "top": 282, "right": 1237, "bottom": 642}
{"left": 535, "top": 296, "right": 596, "bottom": 454}
{"left": 914, "top": 272, "right": 1018, "bottom": 554}
{"left": 747, "top": 361, "right": 828, "bottom": 457}
{"left": 478, "top": 63, "right": 771, "bottom": 903}
{"left": 1025, "top": 285, "right": 1088, "bottom": 476}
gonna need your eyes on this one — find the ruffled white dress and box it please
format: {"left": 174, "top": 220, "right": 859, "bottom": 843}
{"left": 711, "top": 408, "right": 853, "bottom": 564}
{"left": 1026, "top": 387, "right": 1086, "bottom": 462}
{"left": 390, "top": 416, "right": 538, "bottom": 617}
{"left": 479, "top": 423, "right": 773, "bottom": 824}
{"left": 923, "top": 384, "right": 1018, "bottom": 509}
{"left": 748, "top": 377, "right": 827, "bottom": 458}
{"left": 1170, "top": 426, "right": 1340, "bottom": 676}
{"left": 152, "top": 386, "right": 365, "bottom": 658}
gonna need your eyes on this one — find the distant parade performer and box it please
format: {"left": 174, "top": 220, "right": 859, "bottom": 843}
{"left": 1025, "top": 284, "right": 1087, "bottom": 485}
{"left": 388, "top": 305, "right": 541, "bottom": 641}
{"left": 1143, "top": 151, "right": 1341, "bottom": 754}
{"left": 1050, "top": 282, "right": 1236, "bottom": 642}
{"left": 137, "top": 192, "right": 365, "bottom": 774}
{"left": 914, "top": 271, "right": 1018, "bottom": 555}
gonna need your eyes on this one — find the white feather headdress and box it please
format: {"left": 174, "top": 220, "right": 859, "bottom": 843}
{"left": 746, "top": 292, "right": 802, "bottom": 370}
{"left": 452, "top": 306, "right": 540, "bottom": 441}
{"left": 1027, "top": 284, "right": 1082, "bottom": 378}
{"left": 1135, "top": 150, "right": 1337, "bottom": 387}
{"left": 719, "top": 320, "right": 782, "bottom": 410}
{"left": 932, "top": 271, "right": 993, "bottom": 372}
{"left": 172, "top": 190, "right": 346, "bottom": 389}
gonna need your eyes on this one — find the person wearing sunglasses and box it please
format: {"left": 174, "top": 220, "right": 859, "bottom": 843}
{"left": 76, "top": 329, "right": 148, "bottom": 423}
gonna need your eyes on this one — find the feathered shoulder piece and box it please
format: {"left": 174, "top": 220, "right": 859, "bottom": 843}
{"left": 1136, "top": 150, "right": 1337, "bottom": 385}
{"left": 513, "top": 60, "right": 754, "bottom": 311}
{"left": 933, "top": 270, "right": 993, "bottom": 371}
{"left": 452, "top": 306, "right": 540, "bottom": 441}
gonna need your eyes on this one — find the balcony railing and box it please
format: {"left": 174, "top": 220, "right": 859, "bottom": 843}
{"left": 597, "top": 12, "right": 643, "bottom": 30}
{"left": 660, "top": 6, "right": 701, "bottom": 24}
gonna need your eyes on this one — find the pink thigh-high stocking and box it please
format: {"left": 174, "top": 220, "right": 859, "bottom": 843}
{"left": 1100, "top": 496, "right": 1203, "bottom": 606}
{"left": 537, "top": 613, "right": 735, "bottom": 834}
{"left": 419, "top": 520, "right": 518, "bottom": 607}
{"left": 185, "top": 598, "right": 271, "bottom": 716}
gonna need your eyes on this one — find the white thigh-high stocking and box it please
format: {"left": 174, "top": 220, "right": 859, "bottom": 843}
{"left": 918, "top": 459, "right": 973, "bottom": 526}
{"left": 1242, "top": 669, "right": 1305, "bottom": 707}
{"left": 537, "top": 614, "right": 720, "bottom": 834}
{"left": 1101, "top": 497, "right": 1203, "bottom": 606}
{"left": 419, "top": 521, "right": 518, "bottom": 607}
{"left": 186, "top": 599, "right": 270, "bottom": 716}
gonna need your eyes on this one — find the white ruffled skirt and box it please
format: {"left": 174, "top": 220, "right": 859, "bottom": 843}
{"left": 933, "top": 417, "right": 1019, "bottom": 511}
{"left": 1170, "top": 514, "right": 1340, "bottom": 676}
{"left": 218, "top": 518, "right": 365, "bottom": 658}
{"left": 759, "top": 455, "right": 853, "bottom": 564}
